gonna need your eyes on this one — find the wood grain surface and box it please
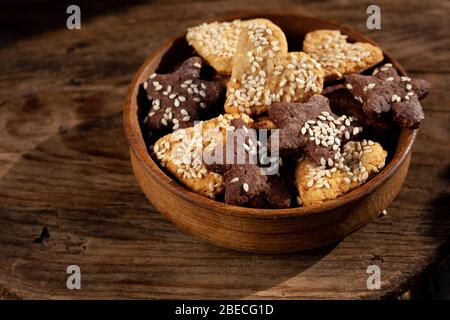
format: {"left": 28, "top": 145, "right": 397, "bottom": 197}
{"left": 0, "top": 0, "right": 449, "bottom": 299}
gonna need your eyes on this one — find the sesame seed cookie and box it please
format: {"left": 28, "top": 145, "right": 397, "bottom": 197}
{"left": 322, "top": 83, "right": 396, "bottom": 136}
{"left": 143, "top": 57, "right": 226, "bottom": 133}
{"left": 268, "top": 95, "right": 363, "bottom": 167}
{"left": 343, "top": 63, "right": 431, "bottom": 128}
{"left": 253, "top": 114, "right": 277, "bottom": 130}
{"left": 203, "top": 118, "right": 291, "bottom": 208}
{"left": 152, "top": 113, "right": 253, "bottom": 199}
{"left": 225, "top": 19, "right": 324, "bottom": 116}
{"left": 186, "top": 19, "right": 256, "bottom": 74}
{"left": 295, "top": 140, "right": 387, "bottom": 206}
{"left": 303, "top": 29, "right": 383, "bottom": 81}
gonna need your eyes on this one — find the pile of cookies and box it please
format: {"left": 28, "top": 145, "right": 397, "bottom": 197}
{"left": 141, "top": 18, "right": 430, "bottom": 208}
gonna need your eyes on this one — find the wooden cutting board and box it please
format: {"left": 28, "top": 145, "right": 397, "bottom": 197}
{"left": 0, "top": 0, "right": 448, "bottom": 299}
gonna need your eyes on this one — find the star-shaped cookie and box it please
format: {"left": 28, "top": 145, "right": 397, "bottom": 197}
{"left": 203, "top": 118, "right": 291, "bottom": 208}
{"left": 268, "top": 95, "right": 363, "bottom": 167}
{"left": 143, "top": 57, "right": 225, "bottom": 132}
{"left": 344, "top": 63, "right": 431, "bottom": 128}
{"left": 322, "top": 83, "right": 395, "bottom": 136}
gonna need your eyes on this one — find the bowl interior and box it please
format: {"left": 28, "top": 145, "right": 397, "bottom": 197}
{"left": 126, "top": 13, "right": 416, "bottom": 217}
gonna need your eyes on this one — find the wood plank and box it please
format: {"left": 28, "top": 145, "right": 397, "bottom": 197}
{"left": 0, "top": 0, "right": 448, "bottom": 299}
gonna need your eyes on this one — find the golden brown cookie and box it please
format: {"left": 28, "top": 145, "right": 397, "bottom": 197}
{"left": 186, "top": 19, "right": 256, "bottom": 74}
{"left": 152, "top": 113, "right": 253, "bottom": 199}
{"left": 253, "top": 114, "right": 277, "bottom": 130}
{"left": 295, "top": 140, "right": 387, "bottom": 206}
{"left": 225, "top": 19, "right": 324, "bottom": 116}
{"left": 303, "top": 29, "right": 383, "bottom": 81}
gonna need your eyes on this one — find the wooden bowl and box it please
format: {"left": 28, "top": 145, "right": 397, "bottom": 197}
{"left": 124, "top": 13, "right": 416, "bottom": 253}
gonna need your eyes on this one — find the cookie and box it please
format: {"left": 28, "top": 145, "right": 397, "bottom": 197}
{"left": 224, "top": 19, "right": 324, "bottom": 116}
{"left": 253, "top": 114, "right": 277, "bottom": 130}
{"left": 152, "top": 113, "right": 252, "bottom": 199}
{"left": 343, "top": 63, "right": 431, "bottom": 128}
{"left": 203, "top": 118, "right": 291, "bottom": 208}
{"left": 142, "top": 57, "right": 226, "bottom": 132}
{"left": 295, "top": 140, "right": 387, "bottom": 206}
{"left": 186, "top": 19, "right": 255, "bottom": 74}
{"left": 323, "top": 83, "right": 395, "bottom": 135}
{"left": 268, "top": 95, "right": 363, "bottom": 166}
{"left": 303, "top": 29, "right": 383, "bottom": 81}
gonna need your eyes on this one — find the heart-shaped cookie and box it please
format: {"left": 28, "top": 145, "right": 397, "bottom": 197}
{"left": 224, "top": 19, "right": 324, "bottom": 116}
{"left": 295, "top": 140, "right": 387, "bottom": 206}
{"left": 186, "top": 19, "right": 257, "bottom": 75}
{"left": 303, "top": 29, "right": 383, "bottom": 81}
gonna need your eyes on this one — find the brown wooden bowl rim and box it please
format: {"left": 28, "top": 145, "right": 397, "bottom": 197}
{"left": 124, "top": 12, "right": 417, "bottom": 219}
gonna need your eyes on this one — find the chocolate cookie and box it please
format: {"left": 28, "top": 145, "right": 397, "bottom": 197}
{"left": 152, "top": 113, "right": 253, "bottom": 199}
{"left": 142, "top": 57, "right": 226, "bottom": 132}
{"left": 323, "top": 83, "right": 395, "bottom": 136}
{"left": 268, "top": 95, "right": 363, "bottom": 167}
{"left": 204, "top": 119, "right": 291, "bottom": 208}
{"left": 343, "top": 63, "right": 431, "bottom": 128}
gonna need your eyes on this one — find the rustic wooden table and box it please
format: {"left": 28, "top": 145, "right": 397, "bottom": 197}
{"left": 0, "top": 0, "right": 448, "bottom": 299}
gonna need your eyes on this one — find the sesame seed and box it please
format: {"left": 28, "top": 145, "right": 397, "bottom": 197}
{"left": 243, "top": 183, "right": 249, "bottom": 192}
{"left": 230, "top": 177, "right": 239, "bottom": 183}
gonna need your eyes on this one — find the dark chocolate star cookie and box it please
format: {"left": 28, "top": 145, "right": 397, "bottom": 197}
{"left": 203, "top": 119, "right": 291, "bottom": 208}
{"left": 143, "top": 56, "right": 225, "bottom": 132}
{"left": 268, "top": 95, "right": 362, "bottom": 167}
{"left": 343, "top": 63, "right": 431, "bottom": 128}
{"left": 323, "top": 83, "right": 395, "bottom": 136}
